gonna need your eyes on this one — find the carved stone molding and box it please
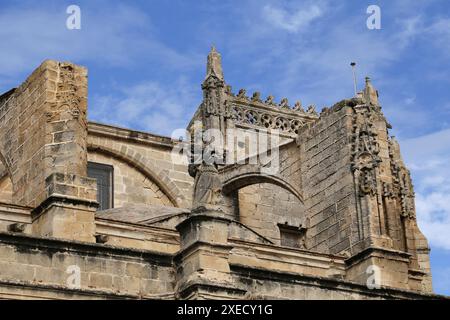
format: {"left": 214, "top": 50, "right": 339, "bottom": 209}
{"left": 228, "top": 101, "right": 317, "bottom": 136}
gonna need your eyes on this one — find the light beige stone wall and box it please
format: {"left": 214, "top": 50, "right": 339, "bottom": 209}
{"left": 0, "top": 61, "right": 90, "bottom": 207}
{"left": 238, "top": 183, "right": 305, "bottom": 244}
{"left": 0, "top": 60, "right": 98, "bottom": 242}
{"left": 87, "top": 123, "right": 193, "bottom": 209}
{"left": 0, "top": 175, "right": 12, "bottom": 203}
{"left": 0, "top": 203, "right": 31, "bottom": 234}
{"left": 230, "top": 268, "right": 437, "bottom": 300}
{"left": 88, "top": 152, "right": 173, "bottom": 208}
{"left": 0, "top": 234, "right": 175, "bottom": 299}
{"left": 298, "top": 106, "right": 354, "bottom": 255}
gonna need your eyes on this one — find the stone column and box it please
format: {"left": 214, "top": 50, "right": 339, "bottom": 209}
{"left": 174, "top": 209, "right": 244, "bottom": 299}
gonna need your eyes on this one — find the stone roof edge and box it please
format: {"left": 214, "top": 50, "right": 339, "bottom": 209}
{"left": 88, "top": 121, "right": 175, "bottom": 149}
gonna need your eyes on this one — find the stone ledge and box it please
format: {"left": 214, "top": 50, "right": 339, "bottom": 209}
{"left": 345, "top": 246, "right": 412, "bottom": 268}
{"left": 229, "top": 238, "right": 346, "bottom": 263}
{"left": 0, "top": 202, "right": 32, "bottom": 224}
{"left": 31, "top": 194, "right": 99, "bottom": 221}
{"left": 230, "top": 264, "right": 446, "bottom": 300}
{"left": 175, "top": 211, "right": 233, "bottom": 232}
{"left": 88, "top": 121, "right": 174, "bottom": 149}
{"left": 95, "top": 218, "right": 180, "bottom": 243}
{"left": 0, "top": 279, "right": 139, "bottom": 300}
{"left": 173, "top": 240, "right": 233, "bottom": 264}
{"left": 177, "top": 281, "right": 247, "bottom": 300}
{"left": 0, "top": 232, "right": 173, "bottom": 266}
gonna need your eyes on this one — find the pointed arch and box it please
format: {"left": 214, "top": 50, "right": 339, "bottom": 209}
{"left": 220, "top": 162, "right": 303, "bottom": 203}
{"left": 87, "top": 142, "right": 186, "bottom": 208}
{"left": 222, "top": 172, "right": 303, "bottom": 203}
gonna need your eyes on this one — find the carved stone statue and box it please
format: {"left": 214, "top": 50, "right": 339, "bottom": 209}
{"left": 306, "top": 104, "right": 317, "bottom": 115}
{"left": 265, "top": 95, "right": 275, "bottom": 106}
{"left": 237, "top": 89, "right": 248, "bottom": 100}
{"left": 225, "top": 85, "right": 234, "bottom": 96}
{"left": 251, "top": 92, "right": 262, "bottom": 103}
{"left": 293, "top": 100, "right": 304, "bottom": 112}
{"left": 191, "top": 163, "right": 224, "bottom": 211}
{"left": 279, "top": 98, "right": 289, "bottom": 109}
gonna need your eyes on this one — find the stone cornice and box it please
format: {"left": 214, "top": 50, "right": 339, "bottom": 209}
{"left": 345, "top": 246, "right": 412, "bottom": 267}
{"left": 230, "top": 264, "right": 446, "bottom": 300}
{"left": 88, "top": 121, "right": 175, "bottom": 149}
{"left": 0, "top": 232, "right": 173, "bottom": 266}
{"left": 31, "top": 194, "right": 99, "bottom": 221}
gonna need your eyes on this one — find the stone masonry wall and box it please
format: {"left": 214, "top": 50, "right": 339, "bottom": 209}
{"left": 88, "top": 152, "right": 174, "bottom": 208}
{"left": 299, "top": 106, "right": 355, "bottom": 255}
{"left": 0, "top": 175, "right": 12, "bottom": 203}
{"left": 0, "top": 60, "right": 90, "bottom": 207}
{"left": 238, "top": 183, "right": 305, "bottom": 243}
{"left": 0, "top": 233, "right": 174, "bottom": 299}
{"left": 87, "top": 124, "right": 193, "bottom": 209}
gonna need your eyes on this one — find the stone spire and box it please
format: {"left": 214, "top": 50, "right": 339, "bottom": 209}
{"left": 191, "top": 47, "right": 227, "bottom": 213}
{"left": 363, "top": 76, "right": 379, "bottom": 106}
{"left": 206, "top": 46, "right": 224, "bottom": 80}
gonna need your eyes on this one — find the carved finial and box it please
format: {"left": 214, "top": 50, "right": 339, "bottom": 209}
{"left": 279, "top": 98, "right": 289, "bottom": 109}
{"left": 356, "top": 91, "right": 364, "bottom": 99}
{"left": 306, "top": 104, "right": 317, "bottom": 115}
{"left": 293, "top": 100, "right": 304, "bottom": 112}
{"left": 237, "top": 89, "right": 248, "bottom": 100}
{"left": 251, "top": 92, "right": 262, "bottom": 103}
{"left": 206, "top": 46, "right": 224, "bottom": 80}
{"left": 225, "top": 85, "right": 234, "bottom": 96}
{"left": 363, "top": 76, "right": 379, "bottom": 106}
{"left": 265, "top": 95, "right": 275, "bottom": 106}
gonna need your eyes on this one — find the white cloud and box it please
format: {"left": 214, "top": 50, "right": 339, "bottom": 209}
{"left": 393, "top": 15, "right": 424, "bottom": 47}
{"left": 426, "top": 18, "right": 450, "bottom": 54}
{"left": 416, "top": 193, "right": 450, "bottom": 250}
{"left": 262, "top": 3, "right": 323, "bottom": 33}
{"left": 401, "top": 128, "right": 450, "bottom": 166}
{"left": 225, "top": 1, "right": 430, "bottom": 109}
{"left": 222, "top": 1, "right": 450, "bottom": 115}
{"left": 90, "top": 77, "right": 199, "bottom": 136}
{"left": 0, "top": 1, "right": 204, "bottom": 134}
{"left": 393, "top": 14, "right": 450, "bottom": 60}
{"left": 0, "top": 3, "right": 200, "bottom": 90}
{"left": 401, "top": 129, "right": 450, "bottom": 250}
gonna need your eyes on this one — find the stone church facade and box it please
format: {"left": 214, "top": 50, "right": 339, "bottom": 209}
{"left": 0, "top": 48, "right": 442, "bottom": 299}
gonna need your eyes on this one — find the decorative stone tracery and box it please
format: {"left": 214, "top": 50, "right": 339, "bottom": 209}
{"left": 230, "top": 104, "right": 312, "bottom": 135}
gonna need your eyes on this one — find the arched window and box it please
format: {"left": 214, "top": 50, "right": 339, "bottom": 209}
{"left": 87, "top": 162, "right": 114, "bottom": 210}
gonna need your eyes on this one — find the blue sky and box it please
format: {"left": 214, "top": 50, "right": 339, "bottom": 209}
{"left": 0, "top": 0, "right": 449, "bottom": 295}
